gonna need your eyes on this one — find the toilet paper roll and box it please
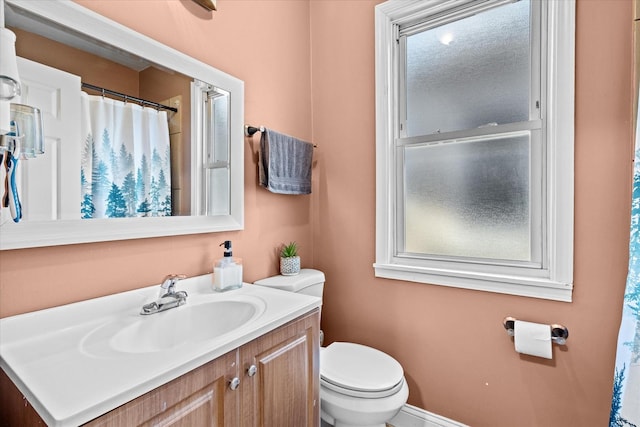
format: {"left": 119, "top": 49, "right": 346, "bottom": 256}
{"left": 514, "top": 320, "right": 552, "bottom": 359}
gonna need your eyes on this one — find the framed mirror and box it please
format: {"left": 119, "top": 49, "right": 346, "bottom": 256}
{"left": 0, "top": 0, "right": 244, "bottom": 250}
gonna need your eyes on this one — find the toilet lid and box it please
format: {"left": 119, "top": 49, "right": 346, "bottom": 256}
{"left": 320, "top": 342, "right": 404, "bottom": 394}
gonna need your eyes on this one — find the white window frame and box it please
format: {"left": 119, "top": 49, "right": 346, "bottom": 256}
{"left": 374, "top": 0, "right": 575, "bottom": 302}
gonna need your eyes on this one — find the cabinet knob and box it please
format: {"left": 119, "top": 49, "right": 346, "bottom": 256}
{"left": 247, "top": 364, "right": 257, "bottom": 377}
{"left": 229, "top": 377, "right": 240, "bottom": 390}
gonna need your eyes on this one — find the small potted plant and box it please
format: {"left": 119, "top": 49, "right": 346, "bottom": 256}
{"left": 280, "top": 241, "right": 301, "bottom": 276}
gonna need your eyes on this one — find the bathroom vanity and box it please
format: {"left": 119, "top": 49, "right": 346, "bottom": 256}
{"left": 0, "top": 275, "right": 321, "bottom": 426}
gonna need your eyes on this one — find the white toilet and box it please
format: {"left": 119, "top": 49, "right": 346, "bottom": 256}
{"left": 254, "top": 269, "right": 409, "bottom": 427}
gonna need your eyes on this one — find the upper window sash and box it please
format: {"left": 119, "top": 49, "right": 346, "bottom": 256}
{"left": 397, "top": 0, "right": 521, "bottom": 38}
{"left": 397, "top": 0, "right": 543, "bottom": 139}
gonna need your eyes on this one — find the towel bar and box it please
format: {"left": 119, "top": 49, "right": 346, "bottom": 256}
{"left": 503, "top": 316, "right": 569, "bottom": 345}
{"left": 244, "top": 125, "right": 317, "bottom": 147}
{"left": 244, "top": 125, "right": 265, "bottom": 136}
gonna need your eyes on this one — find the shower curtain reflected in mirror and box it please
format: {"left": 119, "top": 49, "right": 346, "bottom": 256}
{"left": 610, "top": 87, "right": 640, "bottom": 427}
{"left": 80, "top": 92, "right": 171, "bottom": 219}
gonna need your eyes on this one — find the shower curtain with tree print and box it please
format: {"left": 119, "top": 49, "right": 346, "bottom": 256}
{"left": 610, "top": 87, "right": 640, "bottom": 427}
{"left": 80, "top": 92, "right": 172, "bottom": 218}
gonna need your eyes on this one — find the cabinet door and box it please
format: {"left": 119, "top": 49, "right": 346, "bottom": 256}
{"left": 85, "top": 350, "right": 240, "bottom": 427}
{"left": 240, "top": 309, "right": 320, "bottom": 427}
{"left": 0, "top": 370, "right": 46, "bottom": 426}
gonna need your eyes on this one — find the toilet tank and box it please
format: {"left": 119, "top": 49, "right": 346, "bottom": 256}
{"left": 254, "top": 268, "right": 325, "bottom": 297}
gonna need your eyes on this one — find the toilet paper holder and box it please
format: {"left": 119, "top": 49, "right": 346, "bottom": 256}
{"left": 503, "top": 317, "right": 569, "bottom": 345}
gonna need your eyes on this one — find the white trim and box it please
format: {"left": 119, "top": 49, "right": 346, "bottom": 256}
{"left": 374, "top": 0, "right": 575, "bottom": 301}
{"left": 1, "top": 0, "right": 244, "bottom": 249}
{"left": 545, "top": 0, "right": 575, "bottom": 285}
{"left": 191, "top": 80, "right": 207, "bottom": 216}
{"left": 389, "top": 404, "right": 469, "bottom": 427}
{"left": 374, "top": 263, "right": 572, "bottom": 302}
{"left": 0, "top": 216, "right": 244, "bottom": 250}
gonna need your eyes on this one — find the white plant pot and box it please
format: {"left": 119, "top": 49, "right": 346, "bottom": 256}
{"left": 280, "top": 256, "right": 300, "bottom": 276}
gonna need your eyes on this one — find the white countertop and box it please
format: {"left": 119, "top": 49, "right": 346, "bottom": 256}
{"left": 0, "top": 274, "right": 321, "bottom": 426}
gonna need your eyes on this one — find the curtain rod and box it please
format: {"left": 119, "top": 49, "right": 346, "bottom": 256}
{"left": 81, "top": 82, "right": 178, "bottom": 113}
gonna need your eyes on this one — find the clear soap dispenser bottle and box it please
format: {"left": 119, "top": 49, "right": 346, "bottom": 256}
{"left": 212, "top": 240, "right": 243, "bottom": 292}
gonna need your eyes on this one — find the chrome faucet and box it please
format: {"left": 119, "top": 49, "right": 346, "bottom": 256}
{"left": 141, "top": 274, "right": 188, "bottom": 315}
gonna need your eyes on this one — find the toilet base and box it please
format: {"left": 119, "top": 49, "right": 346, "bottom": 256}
{"left": 321, "top": 414, "right": 389, "bottom": 427}
{"left": 335, "top": 421, "right": 386, "bottom": 427}
{"left": 335, "top": 422, "right": 385, "bottom": 427}
{"left": 320, "top": 377, "right": 408, "bottom": 427}
{"left": 321, "top": 415, "right": 386, "bottom": 427}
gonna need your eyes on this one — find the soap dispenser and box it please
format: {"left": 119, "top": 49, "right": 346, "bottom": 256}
{"left": 212, "top": 240, "right": 243, "bottom": 292}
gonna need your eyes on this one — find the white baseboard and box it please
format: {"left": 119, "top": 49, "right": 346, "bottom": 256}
{"left": 389, "top": 404, "right": 468, "bottom": 427}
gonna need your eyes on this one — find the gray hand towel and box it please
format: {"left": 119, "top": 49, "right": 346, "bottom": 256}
{"left": 259, "top": 128, "right": 313, "bottom": 195}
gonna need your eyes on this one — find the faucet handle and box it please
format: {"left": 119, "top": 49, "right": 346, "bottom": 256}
{"left": 160, "top": 274, "right": 187, "bottom": 292}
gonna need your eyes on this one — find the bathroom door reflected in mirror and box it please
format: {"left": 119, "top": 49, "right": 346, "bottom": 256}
{"left": 0, "top": 0, "right": 244, "bottom": 250}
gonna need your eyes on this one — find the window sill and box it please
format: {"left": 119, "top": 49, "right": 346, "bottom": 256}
{"left": 373, "top": 263, "right": 573, "bottom": 302}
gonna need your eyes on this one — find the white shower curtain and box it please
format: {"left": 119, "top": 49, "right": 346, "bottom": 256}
{"left": 610, "top": 88, "right": 640, "bottom": 427}
{"left": 80, "top": 92, "right": 172, "bottom": 218}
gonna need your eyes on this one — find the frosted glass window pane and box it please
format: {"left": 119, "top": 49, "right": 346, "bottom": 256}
{"left": 205, "top": 90, "right": 230, "bottom": 164}
{"left": 405, "top": 1, "right": 531, "bottom": 137}
{"left": 404, "top": 134, "right": 530, "bottom": 261}
{"left": 206, "top": 167, "right": 229, "bottom": 216}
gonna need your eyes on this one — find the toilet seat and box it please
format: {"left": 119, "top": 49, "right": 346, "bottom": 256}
{"left": 321, "top": 342, "right": 405, "bottom": 399}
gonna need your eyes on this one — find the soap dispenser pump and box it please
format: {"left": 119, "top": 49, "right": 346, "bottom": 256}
{"left": 212, "top": 240, "right": 243, "bottom": 292}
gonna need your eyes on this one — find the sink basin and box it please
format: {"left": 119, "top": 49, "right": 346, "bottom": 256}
{"left": 82, "top": 300, "right": 262, "bottom": 356}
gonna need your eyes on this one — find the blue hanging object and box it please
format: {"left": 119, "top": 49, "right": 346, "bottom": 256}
{"left": 2, "top": 120, "right": 22, "bottom": 223}
{"left": 610, "top": 89, "right": 640, "bottom": 427}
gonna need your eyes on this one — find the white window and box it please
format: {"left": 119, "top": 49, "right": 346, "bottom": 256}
{"left": 374, "top": 0, "right": 575, "bottom": 301}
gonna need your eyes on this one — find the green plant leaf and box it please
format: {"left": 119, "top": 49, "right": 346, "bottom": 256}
{"left": 281, "top": 241, "right": 298, "bottom": 258}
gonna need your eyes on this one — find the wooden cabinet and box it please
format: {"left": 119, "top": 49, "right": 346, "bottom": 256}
{"left": 0, "top": 309, "right": 319, "bottom": 427}
{"left": 0, "top": 370, "right": 46, "bottom": 426}
{"left": 240, "top": 309, "right": 320, "bottom": 427}
{"left": 84, "top": 349, "right": 240, "bottom": 427}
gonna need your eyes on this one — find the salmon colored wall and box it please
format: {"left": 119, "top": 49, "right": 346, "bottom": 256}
{"left": 0, "top": 1, "right": 634, "bottom": 426}
{"left": 310, "top": 1, "right": 634, "bottom": 426}
{"left": 11, "top": 27, "right": 140, "bottom": 96}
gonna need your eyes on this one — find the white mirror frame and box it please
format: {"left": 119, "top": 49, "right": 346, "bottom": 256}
{"left": 0, "top": 0, "right": 244, "bottom": 250}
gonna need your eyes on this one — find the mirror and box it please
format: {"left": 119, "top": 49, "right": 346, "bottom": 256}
{"left": 0, "top": 0, "right": 244, "bottom": 250}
